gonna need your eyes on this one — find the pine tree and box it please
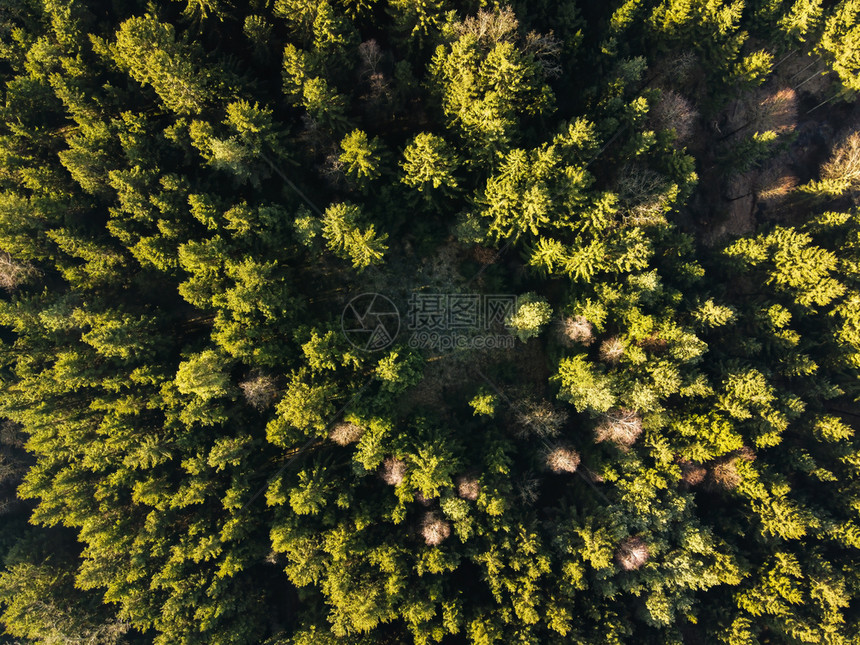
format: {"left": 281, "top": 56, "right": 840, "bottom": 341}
{"left": 400, "top": 132, "right": 460, "bottom": 203}
{"left": 505, "top": 292, "right": 552, "bottom": 341}
{"left": 111, "top": 15, "right": 214, "bottom": 115}
{"left": 321, "top": 202, "right": 388, "bottom": 270}
{"left": 554, "top": 354, "right": 616, "bottom": 413}
{"left": 340, "top": 129, "right": 383, "bottom": 189}
{"left": 428, "top": 11, "right": 555, "bottom": 162}
{"left": 817, "top": 0, "right": 860, "bottom": 93}
{"left": 802, "top": 131, "right": 860, "bottom": 197}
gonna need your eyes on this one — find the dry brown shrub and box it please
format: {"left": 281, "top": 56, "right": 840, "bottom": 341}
{"left": 380, "top": 457, "right": 407, "bottom": 486}
{"left": 555, "top": 315, "right": 594, "bottom": 347}
{"left": 421, "top": 512, "right": 451, "bottom": 546}
{"left": 456, "top": 474, "right": 481, "bottom": 501}
{"left": 239, "top": 374, "right": 277, "bottom": 410}
{"left": 599, "top": 337, "right": 625, "bottom": 363}
{"left": 545, "top": 445, "right": 580, "bottom": 474}
{"left": 616, "top": 536, "right": 649, "bottom": 571}
{"left": 595, "top": 409, "right": 643, "bottom": 449}
{"left": 329, "top": 422, "right": 364, "bottom": 446}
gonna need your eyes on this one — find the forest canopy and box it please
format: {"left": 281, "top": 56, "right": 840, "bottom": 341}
{"left": 1, "top": 0, "right": 860, "bottom": 643}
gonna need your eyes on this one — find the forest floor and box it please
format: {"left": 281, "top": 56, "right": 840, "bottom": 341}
{"left": 682, "top": 52, "right": 859, "bottom": 245}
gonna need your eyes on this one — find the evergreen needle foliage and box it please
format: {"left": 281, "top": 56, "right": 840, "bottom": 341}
{"left": 0, "top": 1, "right": 859, "bottom": 644}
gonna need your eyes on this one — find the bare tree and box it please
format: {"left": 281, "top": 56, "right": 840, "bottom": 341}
{"left": 582, "top": 466, "right": 604, "bottom": 483}
{"left": 454, "top": 7, "right": 519, "bottom": 44}
{"left": 414, "top": 491, "right": 433, "bottom": 506}
{"left": 421, "top": 511, "right": 451, "bottom": 546}
{"left": 544, "top": 445, "right": 580, "bottom": 474}
{"left": 0, "top": 252, "right": 34, "bottom": 291}
{"left": 358, "top": 39, "right": 383, "bottom": 77}
{"left": 239, "top": 373, "right": 277, "bottom": 410}
{"left": 555, "top": 315, "right": 594, "bottom": 347}
{"left": 455, "top": 473, "right": 481, "bottom": 501}
{"left": 650, "top": 50, "right": 698, "bottom": 87}
{"left": 615, "top": 165, "right": 672, "bottom": 227}
{"left": 599, "top": 337, "right": 625, "bottom": 363}
{"left": 516, "top": 471, "right": 541, "bottom": 504}
{"left": 720, "top": 87, "right": 797, "bottom": 141}
{"left": 0, "top": 454, "right": 19, "bottom": 487}
{"left": 818, "top": 131, "right": 860, "bottom": 197}
{"left": 357, "top": 40, "right": 390, "bottom": 113}
{"left": 320, "top": 147, "right": 347, "bottom": 190}
{"left": 757, "top": 88, "right": 797, "bottom": 134}
{"left": 649, "top": 90, "right": 697, "bottom": 143}
{"left": 677, "top": 458, "right": 706, "bottom": 486}
{"left": 0, "top": 420, "right": 27, "bottom": 516}
{"left": 380, "top": 456, "right": 407, "bottom": 486}
{"left": 616, "top": 536, "right": 649, "bottom": 571}
{"left": 329, "top": 422, "right": 364, "bottom": 446}
{"left": 594, "top": 409, "right": 643, "bottom": 449}
{"left": 708, "top": 458, "right": 741, "bottom": 491}
{"left": 513, "top": 398, "right": 568, "bottom": 438}
{"left": 755, "top": 163, "right": 798, "bottom": 207}
{"left": 668, "top": 51, "right": 698, "bottom": 83}
{"left": 735, "top": 446, "right": 756, "bottom": 462}
{"left": 524, "top": 30, "right": 562, "bottom": 78}
{"left": 0, "top": 420, "right": 24, "bottom": 448}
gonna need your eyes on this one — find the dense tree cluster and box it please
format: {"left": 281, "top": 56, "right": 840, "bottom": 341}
{"left": 0, "top": 0, "right": 859, "bottom": 643}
